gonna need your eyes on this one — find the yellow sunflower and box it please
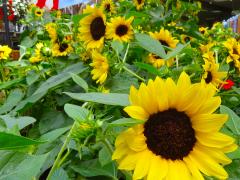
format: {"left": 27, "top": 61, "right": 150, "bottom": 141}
{"left": 52, "top": 42, "right": 73, "bottom": 57}
{"left": 202, "top": 51, "right": 215, "bottom": 63}
{"left": 0, "top": 45, "right": 12, "bottom": 60}
{"left": 223, "top": 38, "right": 240, "bottom": 63}
{"left": 90, "top": 51, "right": 109, "bottom": 84}
{"left": 200, "top": 42, "right": 215, "bottom": 54}
{"left": 78, "top": 6, "right": 106, "bottom": 49}
{"left": 202, "top": 61, "right": 227, "bottom": 88}
{"left": 106, "top": 16, "right": 134, "bottom": 42}
{"left": 35, "top": 9, "right": 44, "bottom": 17}
{"left": 29, "top": 43, "right": 44, "bottom": 63}
{"left": 133, "top": 0, "right": 144, "bottom": 10}
{"left": 199, "top": 27, "right": 208, "bottom": 35}
{"left": 113, "top": 72, "right": 237, "bottom": 180}
{"left": 148, "top": 29, "right": 178, "bottom": 68}
{"left": 149, "top": 28, "right": 179, "bottom": 49}
{"left": 45, "top": 23, "right": 57, "bottom": 42}
{"left": 181, "top": 35, "right": 192, "bottom": 44}
{"left": 148, "top": 53, "right": 174, "bottom": 68}
{"left": 100, "top": 0, "right": 116, "bottom": 14}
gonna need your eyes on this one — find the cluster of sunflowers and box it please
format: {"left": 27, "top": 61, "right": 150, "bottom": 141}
{"left": 0, "top": 0, "right": 240, "bottom": 180}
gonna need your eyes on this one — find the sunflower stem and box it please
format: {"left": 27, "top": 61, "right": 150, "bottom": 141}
{"left": 46, "top": 102, "right": 88, "bottom": 180}
{"left": 123, "top": 66, "right": 145, "bottom": 82}
{"left": 122, "top": 43, "right": 130, "bottom": 63}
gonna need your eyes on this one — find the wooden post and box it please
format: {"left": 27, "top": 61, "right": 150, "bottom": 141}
{"left": 2, "top": 0, "right": 11, "bottom": 46}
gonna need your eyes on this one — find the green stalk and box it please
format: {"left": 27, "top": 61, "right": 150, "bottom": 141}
{"left": 46, "top": 102, "right": 88, "bottom": 180}
{"left": 123, "top": 66, "right": 145, "bottom": 82}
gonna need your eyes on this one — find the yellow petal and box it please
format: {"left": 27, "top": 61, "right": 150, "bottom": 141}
{"left": 147, "top": 155, "right": 168, "bottom": 180}
{"left": 124, "top": 106, "right": 149, "bottom": 120}
{"left": 126, "top": 132, "right": 147, "bottom": 152}
{"left": 221, "top": 143, "right": 238, "bottom": 153}
{"left": 166, "top": 160, "right": 191, "bottom": 180}
{"left": 165, "top": 78, "right": 178, "bottom": 108}
{"left": 196, "top": 97, "right": 221, "bottom": 114}
{"left": 112, "top": 143, "right": 129, "bottom": 160}
{"left": 191, "top": 114, "right": 228, "bottom": 132}
{"left": 189, "top": 148, "right": 228, "bottom": 179}
{"left": 196, "top": 132, "right": 235, "bottom": 148}
{"left": 154, "top": 77, "right": 169, "bottom": 111}
{"left": 118, "top": 151, "right": 140, "bottom": 170}
{"left": 133, "top": 150, "right": 152, "bottom": 180}
{"left": 184, "top": 157, "right": 204, "bottom": 180}
{"left": 129, "top": 86, "right": 139, "bottom": 105}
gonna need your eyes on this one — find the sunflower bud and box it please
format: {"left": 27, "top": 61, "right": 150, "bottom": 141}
{"left": 41, "top": 47, "right": 52, "bottom": 57}
{"left": 71, "top": 121, "right": 97, "bottom": 141}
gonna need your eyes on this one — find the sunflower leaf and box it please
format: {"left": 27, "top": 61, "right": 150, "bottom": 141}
{"left": 220, "top": 105, "right": 240, "bottom": 135}
{"left": 64, "top": 92, "right": 129, "bottom": 106}
{"left": 135, "top": 33, "right": 167, "bottom": 58}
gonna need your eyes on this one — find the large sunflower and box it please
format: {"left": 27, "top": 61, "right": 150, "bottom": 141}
{"left": 78, "top": 6, "right": 106, "bottom": 49}
{"left": 113, "top": 72, "right": 237, "bottom": 180}
{"left": 0, "top": 45, "right": 12, "bottom": 60}
{"left": 133, "top": 0, "right": 144, "bottom": 10}
{"left": 106, "top": 16, "right": 134, "bottom": 42}
{"left": 100, "top": 0, "right": 116, "bottom": 14}
{"left": 90, "top": 51, "right": 109, "bottom": 84}
{"left": 52, "top": 42, "right": 73, "bottom": 57}
{"left": 202, "top": 61, "right": 227, "bottom": 88}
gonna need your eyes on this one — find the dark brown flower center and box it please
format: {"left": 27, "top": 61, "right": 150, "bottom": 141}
{"left": 153, "top": 54, "right": 161, "bottom": 59}
{"left": 205, "top": 71, "right": 213, "bottom": 84}
{"left": 159, "top": 40, "right": 169, "bottom": 47}
{"left": 90, "top": 17, "right": 106, "bottom": 41}
{"left": 184, "top": 36, "right": 191, "bottom": 42}
{"left": 233, "top": 47, "right": 238, "bottom": 55}
{"left": 137, "top": 0, "right": 142, "bottom": 4}
{"left": 105, "top": 3, "right": 111, "bottom": 12}
{"left": 116, "top": 25, "right": 128, "bottom": 37}
{"left": 59, "top": 43, "right": 68, "bottom": 52}
{"left": 36, "top": 11, "right": 41, "bottom": 15}
{"left": 143, "top": 109, "right": 196, "bottom": 160}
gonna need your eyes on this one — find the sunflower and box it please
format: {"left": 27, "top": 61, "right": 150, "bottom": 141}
{"left": 149, "top": 28, "right": 179, "bottom": 49}
{"left": 199, "top": 27, "right": 208, "bottom": 35}
{"left": 78, "top": 5, "right": 106, "bottom": 49}
{"left": 100, "top": 0, "right": 116, "bottom": 14}
{"left": 202, "top": 51, "right": 215, "bottom": 63}
{"left": 0, "top": 45, "right": 12, "bottom": 60}
{"left": 29, "top": 43, "right": 44, "bottom": 63}
{"left": 200, "top": 42, "right": 215, "bottom": 54}
{"left": 106, "top": 16, "right": 134, "bottom": 42}
{"left": 181, "top": 35, "right": 192, "bottom": 44}
{"left": 148, "top": 29, "right": 178, "bottom": 68}
{"left": 90, "top": 51, "right": 109, "bottom": 84}
{"left": 113, "top": 72, "right": 237, "bottom": 180}
{"left": 223, "top": 38, "right": 240, "bottom": 63}
{"left": 35, "top": 9, "right": 44, "bottom": 17}
{"left": 133, "top": 0, "right": 144, "bottom": 10}
{"left": 202, "top": 61, "right": 227, "bottom": 88}
{"left": 45, "top": 23, "right": 57, "bottom": 42}
{"left": 148, "top": 53, "right": 174, "bottom": 68}
{"left": 52, "top": 42, "right": 73, "bottom": 57}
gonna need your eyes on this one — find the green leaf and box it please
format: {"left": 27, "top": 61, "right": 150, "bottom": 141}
{"left": 0, "top": 89, "right": 24, "bottom": 114}
{"left": 220, "top": 105, "right": 240, "bottom": 135}
{"left": 64, "top": 92, "right": 129, "bottom": 106}
{"left": 99, "top": 146, "right": 112, "bottom": 166}
{"left": 135, "top": 33, "right": 166, "bottom": 58}
{"left": 64, "top": 104, "right": 89, "bottom": 122}
{"left": 26, "top": 71, "right": 40, "bottom": 85}
{"left": 135, "top": 62, "right": 161, "bottom": 75}
{"left": 109, "top": 118, "right": 144, "bottom": 127}
{"left": 225, "top": 159, "right": 240, "bottom": 179}
{"left": 0, "top": 78, "right": 25, "bottom": 90}
{"left": 39, "top": 126, "right": 70, "bottom": 142}
{"left": 71, "top": 159, "right": 116, "bottom": 178}
{"left": 0, "top": 153, "right": 48, "bottom": 180}
{"left": 33, "top": 62, "right": 87, "bottom": 95}
{"left": 164, "top": 44, "right": 187, "bottom": 60}
{"left": 0, "top": 115, "right": 36, "bottom": 130}
{"left": 111, "top": 41, "right": 124, "bottom": 54}
{"left": 0, "top": 132, "right": 44, "bottom": 150}
{"left": 51, "top": 168, "right": 69, "bottom": 180}
{"left": 227, "top": 147, "right": 240, "bottom": 160}
{"left": 70, "top": 73, "right": 88, "bottom": 92}
{"left": 232, "top": 87, "right": 240, "bottom": 95}
{"left": 13, "top": 91, "right": 47, "bottom": 113}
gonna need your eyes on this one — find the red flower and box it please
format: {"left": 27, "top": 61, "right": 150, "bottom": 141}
{"left": 223, "top": 79, "right": 234, "bottom": 90}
